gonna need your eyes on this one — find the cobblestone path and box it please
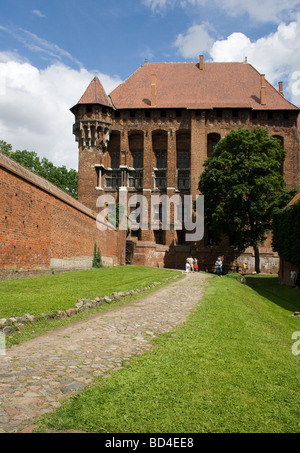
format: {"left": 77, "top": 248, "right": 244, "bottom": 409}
{"left": 0, "top": 272, "right": 210, "bottom": 433}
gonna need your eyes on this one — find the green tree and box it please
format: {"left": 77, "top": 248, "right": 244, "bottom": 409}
{"left": 0, "top": 141, "right": 78, "bottom": 198}
{"left": 198, "top": 128, "right": 295, "bottom": 273}
{"left": 272, "top": 198, "right": 300, "bottom": 269}
{"left": 92, "top": 242, "right": 103, "bottom": 268}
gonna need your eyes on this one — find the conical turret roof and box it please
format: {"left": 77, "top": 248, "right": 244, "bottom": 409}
{"left": 73, "top": 75, "right": 114, "bottom": 109}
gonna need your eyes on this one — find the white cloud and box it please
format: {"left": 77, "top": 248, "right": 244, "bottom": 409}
{"left": 0, "top": 26, "right": 83, "bottom": 68}
{"left": 173, "top": 24, "right": 215, "bottom": 58}
{"left": 32, "top": 10, "right": 46, "bottom": 18}
{"left": 0, "top": 58, "right": 122, "bottom": 170}
{"left": 142, "top": 0, "right": 174, "bottom": 12}
{"left": 144, "top": 0, "right": 300, "bottom": 22}
{"left": 210, "top": 15, "right": 300, "bottom": 105}
{"left": 173, "top": 12, "right": 300, "bottom": 106}
{"left": 213, "top": 0, "right": 300, "bottom": 23}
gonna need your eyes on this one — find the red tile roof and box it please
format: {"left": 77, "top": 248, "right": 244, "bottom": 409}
{"left": 76, "top": 76, "right": 113, "bottom": 108}
{"left": 109, "top": 62, "right": 299, "bottom": 111}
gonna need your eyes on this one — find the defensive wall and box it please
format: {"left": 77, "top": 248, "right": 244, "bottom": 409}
{"left": 0, "top": 152, "right": 125, "bottom": 278}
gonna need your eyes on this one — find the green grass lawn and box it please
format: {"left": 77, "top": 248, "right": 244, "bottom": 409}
{"left": 0, "top": 266, "right": 181, "bottom": 318}
{"left": 0, "top": 266, "right": 182, "bottom": 346}
{"left": 37, "top": 273, "right": 300, "bottom": 433}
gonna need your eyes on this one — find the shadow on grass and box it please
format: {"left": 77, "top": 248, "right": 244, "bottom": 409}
{"left": 245, "top": 274, "right": 300, "bottom": 313}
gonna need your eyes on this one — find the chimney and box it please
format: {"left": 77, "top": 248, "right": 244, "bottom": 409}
{"left": 278, "top": 81, "right": 284, "bottom": 97}
{"left": 199, "top": 55, "right": 204, "bottom": 70}
{"left": 260, "top": 74, "right": 266, "bottom": 105}
{"left": 151, "top": 74, "right": 157, "bottom": 106}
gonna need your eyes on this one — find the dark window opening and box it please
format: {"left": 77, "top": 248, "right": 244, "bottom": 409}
{"left": 207, "top": 133, "right": 221, "bottom": 158}
{"left": 110, "top": 151, "right": 120, "bottom": 169}
{"left": 154, "top": 229, "right": 165, "bottom": 245}
{"left": 155, "top": 150, "right": 167, "bottom": 169}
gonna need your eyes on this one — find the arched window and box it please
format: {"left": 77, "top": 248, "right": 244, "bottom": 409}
{"left": 129, "top": 132, "right": 144, "bottom": 189}
{"left": 153, "top": 131, "right": 167, "bottom": 189}
{"left": 108, "top": 131, "right": 121, "bottom": 168}
{"left": 176, "top": 131, "right": 190, "bottom": 190}
{"left": 105, "top": 131, "right": 121, "bottom": 188}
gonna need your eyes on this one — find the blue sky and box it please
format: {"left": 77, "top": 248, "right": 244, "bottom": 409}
{"left": 0, "top": 0, "right": 299, "bottom": 169}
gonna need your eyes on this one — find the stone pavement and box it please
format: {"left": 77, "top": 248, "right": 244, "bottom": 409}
{"left": 0, "top": 272, "right": 210, "bottom": 433}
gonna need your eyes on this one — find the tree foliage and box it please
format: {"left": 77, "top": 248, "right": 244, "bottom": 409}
{"left": 0, "top": 140, "right": 78, "bottom": 199}
{"left": 272, "top": 198, "right": 300, "bottom": 269}
{"left": 92, "top": 242, "right": 103, "bottom": 268}
{"left": 198, "top": 128, "right": 296, "bottom": 272}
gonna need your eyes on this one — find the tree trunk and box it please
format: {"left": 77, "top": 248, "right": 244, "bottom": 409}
{"left": 253, "top": 245, "right": 260, "bottom": 274}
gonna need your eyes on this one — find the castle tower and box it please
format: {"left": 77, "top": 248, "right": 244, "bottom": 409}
{"left": 70, "top": 75, "right": 114, "bottom": 208}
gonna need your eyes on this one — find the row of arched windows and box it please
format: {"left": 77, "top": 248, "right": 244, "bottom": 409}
{"left": 103, "top": 131, "right": 285, "bottom": 188}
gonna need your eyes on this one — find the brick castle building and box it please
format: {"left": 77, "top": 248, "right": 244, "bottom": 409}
{"left": 70, "top": 56, "right": 299, "bottom": 272}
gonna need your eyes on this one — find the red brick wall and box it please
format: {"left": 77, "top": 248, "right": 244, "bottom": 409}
{"left": 0, "top": 153, "right": 125, "bottom": 272}
{"left": 74, "top": 105, "right": 299, "bottom": 273}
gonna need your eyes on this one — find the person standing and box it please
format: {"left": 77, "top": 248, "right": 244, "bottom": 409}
{"left": 215, "top": 257, "right": 223, "bottom": 277}
{"left": 187, "top": 256, "right": 194, "bottom": 272}
{"left": 194, "top": 258, "right": 198, "bottom": 272}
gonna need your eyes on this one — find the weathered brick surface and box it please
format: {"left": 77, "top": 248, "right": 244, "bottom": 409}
{"left": 0, "top": 153, "right": 125, "bottom": 272}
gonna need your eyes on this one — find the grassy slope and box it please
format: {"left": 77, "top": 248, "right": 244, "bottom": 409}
{"left": 38, "top": 274, "right": 300, "bottom": 433}
{"left": 0, "top": 266, "right": 181, "bottom": 318}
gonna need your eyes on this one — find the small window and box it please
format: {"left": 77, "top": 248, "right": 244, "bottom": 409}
{"left": 86, "top": 105, "right": 92, "bottom": 113}
{"left": 145, "top": 110, "right": 151, "bottom": 118}
{"left": 130, "top": 110, "right": 136, "bottom": 118}
{"left": 232, "top": 110, "right": 238, "bottom": 118}
{"left": 176, "top": 110, "right": 182, "bottom": 118}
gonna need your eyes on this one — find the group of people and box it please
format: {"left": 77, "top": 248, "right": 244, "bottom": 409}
{"left": 185, "top": 257, "right": 198, "bottom": 272}
{"left": 185, "top": 256, "right": 249, "bottom": 277}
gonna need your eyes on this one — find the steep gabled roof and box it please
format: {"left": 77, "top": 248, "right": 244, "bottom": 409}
{"left": 109, "top": 62, "right": 299, "bottom": 111}
{"left": 72, "top": 75, "right": 114, "bottom": 109}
